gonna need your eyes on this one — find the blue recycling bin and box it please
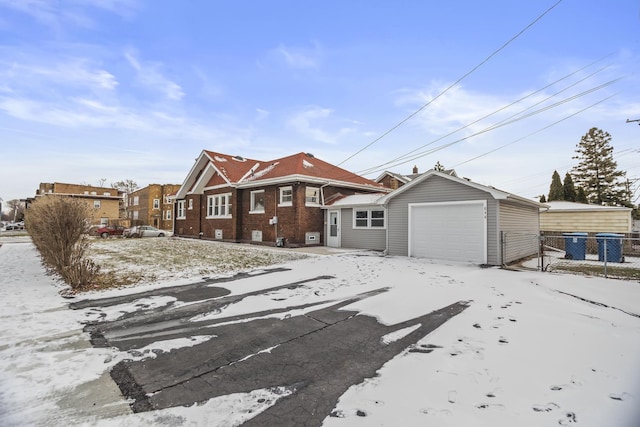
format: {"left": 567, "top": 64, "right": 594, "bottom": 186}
{"left": 563, "top": 232, "right": 588, "bottom": 260}
{"left": 596, "top": 233, "right": 624, "bottom": 263}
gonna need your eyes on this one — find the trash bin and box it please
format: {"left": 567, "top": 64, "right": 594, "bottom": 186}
{"left": 596, "top": 233, "right": 624, "bottom": 263}
{"left": 563, "top": 232, "right": 588, "bottom": 260}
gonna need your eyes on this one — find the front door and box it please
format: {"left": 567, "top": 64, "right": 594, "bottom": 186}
{"left": 327, "top": 210, "right": 341, "bottom": 247}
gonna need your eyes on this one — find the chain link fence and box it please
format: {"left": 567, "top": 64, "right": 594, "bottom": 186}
{"left": 505, "top": 231, "right": 640, "bottom": 280}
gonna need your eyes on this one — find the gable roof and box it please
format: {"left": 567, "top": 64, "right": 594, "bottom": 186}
{"left": 377, "top": 169, "right": 544, "bottom": 209}
{"left": 375, "top": 168, "right": 458, "bottom": 185}
{"left": 176, "top": 150, "right": 387, "bottom": 199}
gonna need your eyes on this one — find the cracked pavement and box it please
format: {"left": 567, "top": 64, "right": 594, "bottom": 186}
{"left": 73, "top": 267, "right": 469, "bottom": 426}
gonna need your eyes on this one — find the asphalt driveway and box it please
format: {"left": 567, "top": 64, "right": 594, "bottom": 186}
{"left": 72, "top": 267, "right": 468, "bottom": 426}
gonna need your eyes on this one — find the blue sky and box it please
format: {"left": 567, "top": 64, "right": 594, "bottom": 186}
{"left": 1, "top": 0, "right": 639, "bottom": 205}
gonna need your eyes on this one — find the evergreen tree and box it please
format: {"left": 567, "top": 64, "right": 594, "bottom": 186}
{"left": 563, "top": 173, "right": 576, "bottom": 202}
{"left": 548, "top": 170, "right": 564, "bottom": 201}
{"left": 571, "top": 127, "right": 627, "bottom": 205}
{"left": 539, "top": 194, "right": 547, "bottom": 203}
{"left": 575, "top": 187, "right": 588, "bottom": 204}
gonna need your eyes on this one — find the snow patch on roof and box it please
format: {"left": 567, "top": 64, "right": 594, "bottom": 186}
{"left": 327, "top": 193, "right": 385, "bottom": 207}
{"left": 214, "top": 156, "right": 228, "bottom": 162}
{"left": 545, "top": 201, "right": 631, "bottom": 211}
{"left": 244, "top": 162, "right": 279, "bottom": 182}
{"left": 303, "top": 159, "right": 314, "bottom": 168}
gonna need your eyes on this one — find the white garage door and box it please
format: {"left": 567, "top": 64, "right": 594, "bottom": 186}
{"left": 409, "top": 201, "right": 487, "bottom": 263}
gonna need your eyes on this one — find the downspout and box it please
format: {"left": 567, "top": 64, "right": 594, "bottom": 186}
{"left": 320, "top": 182, "right": 331, "bottom": 246}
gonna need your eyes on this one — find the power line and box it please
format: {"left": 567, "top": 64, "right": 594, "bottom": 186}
{"left": 337, "top": 0, "right": 564, "bottom": 167}
{"left": 452, "top": 94, "right": 616, "bottom": 168}
{"left": 356, "top": 78, "right": 620, "bottom": 176}
{"left": 357, "top": 57, "right": 614, "bottom": 175}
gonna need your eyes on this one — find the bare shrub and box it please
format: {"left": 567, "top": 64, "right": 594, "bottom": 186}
{"left": 26, "top": 196, "right": 99, "bottom": 290}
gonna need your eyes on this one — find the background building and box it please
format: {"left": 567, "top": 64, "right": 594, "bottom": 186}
{"left": 129, "top": 184, "right": 180, "bottom": 230}
{"left": 33, "top": 182, "right": 123, "bottom": 225}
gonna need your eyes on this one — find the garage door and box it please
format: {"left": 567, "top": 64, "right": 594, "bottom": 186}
{"left": 409, "top": 201, "right": 487, "bottom": 263}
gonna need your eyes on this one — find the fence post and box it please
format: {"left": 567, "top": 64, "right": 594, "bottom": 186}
{"left": 603, "top": 238, "right": 608, "bottom": 278}
{"left": 538, "top": 234, "right": 543, "bottom": 271}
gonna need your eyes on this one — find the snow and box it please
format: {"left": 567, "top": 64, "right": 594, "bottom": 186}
{"left": 303, "top": 159, "right": 314, "bottom": 168}
{"left": 1, "top": 237, "right": 639, "bottom": 426}
{"left": 213, "top": 155, "right": 228, "bottom": 162}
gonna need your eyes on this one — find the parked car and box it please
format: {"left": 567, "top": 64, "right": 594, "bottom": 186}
{"left": 95, "top": 225, "right": 126, "bottom": 238}
{"left": 5, "top": 222, "right": 25, "bottom": 231}
{"left": 124, "top": 225, "right": 172, "bottom": 238}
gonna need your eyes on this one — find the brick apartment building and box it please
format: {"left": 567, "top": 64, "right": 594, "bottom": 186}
{"left": 33, "top": 182, "right": 123, "bottom": 225}
{"left": 128, "top": 184, "right": 181, "bottom": 230}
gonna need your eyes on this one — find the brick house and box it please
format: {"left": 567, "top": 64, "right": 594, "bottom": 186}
{"left": 173, "top": 151, "right": 388, "bottom": 246}
{"left": 33, "top": 182, "right": 123, "bottom": 225}
{"left": 128, "top": 184, "right": 181, "bottom": 230}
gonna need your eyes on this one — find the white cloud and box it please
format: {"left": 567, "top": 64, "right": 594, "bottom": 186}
{"left": 0, "top": 0, "right": 139, "bottom": 29}
{"left": 287, "top": 106, "right": 359, "bottom": 144}
{"left": 125, "top": 50, "right": 184, "bottom": 100}
{"left": 273, "top": 43, "right": 322, "bottom": 69}
{"left": 0, "top": 58, "right": 118, "bottom": 91}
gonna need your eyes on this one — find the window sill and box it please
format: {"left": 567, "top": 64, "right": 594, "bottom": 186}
{"left": 278, "top": 203, "right": 292, "bottom": 207}
{"left": 205, "top": 215, "right": 233, "bottom": 219}
{"left": 249, "top": 210, "right": 265, "bottom": 214}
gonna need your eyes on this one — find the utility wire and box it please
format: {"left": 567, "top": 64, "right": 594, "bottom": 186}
{"left": 337, "top": 0, "right": 564, "bottom": 167}
{"left": 356, "top": 78, "right": 620, "bottom": 176}
{"left": 452, "top": 94, "right": 617, "bottom": 168}
{"left": 357, "top": 57, "right": 614, "bottom": 175}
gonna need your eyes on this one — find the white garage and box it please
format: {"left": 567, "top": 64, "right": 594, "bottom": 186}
{"left": 379, "top": 170, "right": 543, "bottom": 266}
{"left": 409, "top": 201, "right": 487, "bottom": 263}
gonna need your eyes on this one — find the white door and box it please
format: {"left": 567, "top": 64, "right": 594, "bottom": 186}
{"left": 327, "top": 210, "right": 341, "bottom": 247}
{"left": 409, "top": 201, "right": 487, "bottom": 263}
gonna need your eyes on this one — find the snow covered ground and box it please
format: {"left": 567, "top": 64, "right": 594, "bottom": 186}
{"left": 1, "top": 236, "right": 639, "bottom": 426}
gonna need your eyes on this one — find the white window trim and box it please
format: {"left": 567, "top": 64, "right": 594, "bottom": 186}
{"left": 305, "top": 186, "right": 320, "bottom": 206}
{"left": 250, "top": 190, "right": 265, "bottom": 214}
{"left": 278, "top": 186, "right": 293, "bottom": 207}
{"left": 153, "top": 198, "right": 160, "bottom": 209}
{"left": 93, "top": 200, "right": 101, "bottom": 209}
{"left": 206, "top": 193, "right": 232, "bottom": 219}
{"left": 353, "top": 208, "right": 386, "bottom": 229}
{"left": 176, "top": 200, "right": 186, "bottom": 219}
{"left": 165, "top": 209, "right": 172, "bottom": 220}
{"left": 188, "top": 198, "right": 193, "bottom": 210}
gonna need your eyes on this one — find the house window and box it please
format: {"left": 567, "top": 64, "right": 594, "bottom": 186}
{"left": 279, "top": 186, "right": 292, "bottom": 206}
{"left": 93, "top": 200, "right": 101, "bottom": 209}
{"left": 207, "top": 193, "right": 232, "bottom": 218}
{"left": 165, "top": 209, "right": 172, "bottom": 220}
{"left": 188, "top": 199, "right": 193, "bottom": 210}
{"left": 354, "top": 209, "right": 385, "bottom": 228}
{"left": 103, "top": 192, "right": 110, "bottom": 196}
{"left": 306, "top": 186, "right": 320, "bottom": 205}
{"left": 176, "top": 200, "right": 186, "bottom": 219}
{"left": 133, "top": 210, "right": 139, "bottom": 220}
{"left": 133, "top": 196, "right": 139, "bottom": 206}
{"left": 153, "top": 198, "right": 160, "bottom": 209}
{"left": 250, "top": 190, "right": 265, "bottom": 213}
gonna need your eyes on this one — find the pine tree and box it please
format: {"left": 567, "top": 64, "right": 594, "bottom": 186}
{"left": 548, "top": 170, "right": 564, "bottom": 201}
{"left": 539, "top": 194, "right": 547, "bottom": 203}
{"left": 571, "top": 127, "right": 627, "bottom": 205}
{"left": 563, "top": 173, "right": 576, "bottom": 202}
{"left": 575, "top": 187, "right": 588, "bottom": 203}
